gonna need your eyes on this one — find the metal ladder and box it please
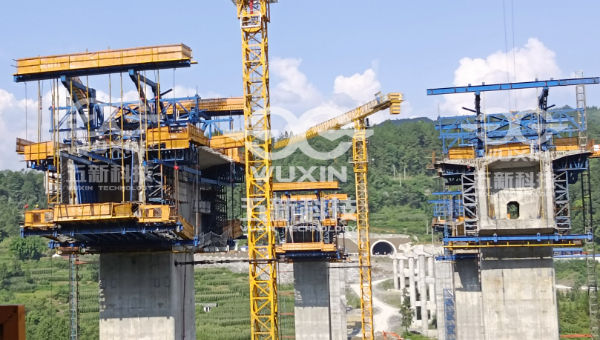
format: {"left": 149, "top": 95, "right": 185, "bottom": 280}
{"left": 582, "top": 168, "right": 599, "bottom": 339}
{"left": 461, "top": 173, "right": 478, "bottom": 235}
{"left": 553, "top": 170, "right": 571, "bottom": 233}
{"left": 443, "top": 288, "right": 456, "bottom": 340}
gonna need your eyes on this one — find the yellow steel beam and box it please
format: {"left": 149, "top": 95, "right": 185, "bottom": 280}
{"left": 23, "top": 210, "right": 54, "bottom": 228}
{"left": 275, "top": 242, "right": 336, "bottom": 254}
{"left": 340, "top": 213, "right": 357, "bottom": 221}
{"left": 146, "top": 124, "right": 209, "bottom": 149}
{"left": 23, "top": 204, "right": 196, "bottom": 240}
{"left": 279, "top": 193, "right": 348, "bottom": 201}
{"left": 237, "top": 1, "right": 278, "bottom": 339}
{"left": 115, "top": 97, "right": 243, "bottom": 121}
{"left": 163, "top": 97, "right": 244, "bottom": 115}
{"left": 18, "top": 141, "right": 56, "bottom": 162}
{"left": 353, "top": 118, "right": 374, "bottom": 339}
{"left": 209, "top": 132, "right": 245, "bottom": 149}
{"left": 14, "top": 44, "right": 194, "bottom": 80}
{"left": 53, "top": 203, "right": 135, "bottom": 222}
{"left": 272, "top": 181, "right": 339, "bottom": 192}
{"left": 274, "top": 93, "right": 402, "bottom": 149}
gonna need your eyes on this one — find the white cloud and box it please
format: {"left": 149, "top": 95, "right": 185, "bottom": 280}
{"left": 439, "top": 38, "right": 568, "bottom": 116}
{"left": 333, "top": 68, "right": 381, "bottom": 105}
{"left": 270, "top": 58, "right": 403, "bottom": 133}
{"left": 271, "top": 57, "right": 321, "bottom": 108}
{"left": 0, "top": 89, "right": 39, "bottom": 170}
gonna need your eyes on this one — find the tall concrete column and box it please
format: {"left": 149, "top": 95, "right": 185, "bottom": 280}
{"left": 399, "top": 258, "right": 405, "bottom": 294}
{"left": 480, "top": 248, "right": 559, "bottom": 340}
{"left": 294, "top": 261, "right": 331, "bottom": 340}
{"left": 427, "top": 256, "right": 435, "bottom": 304}
{"left": 434, "top": 260, "right": 453, "bottom": 340}
{"left": 328, "top": 264, "right": 347, "bottom": 340}
{"left": 454, "top": 259, "right": 485, "bottom": 340}
{"left": 418, "top": 255, "right": 428, "bottom": 335}
{"left": 392, "top": 258, "right": 399, "bottom": 290}
{"left": 408, "top": 256, "right": 416, "bottom": 324}
{"left": 99, "top": 252, "right": 196, "bottom": 340}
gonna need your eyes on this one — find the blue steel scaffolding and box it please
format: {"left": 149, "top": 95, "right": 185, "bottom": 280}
{"left": 427, "top": 77, "right": 598, "bottom": 253}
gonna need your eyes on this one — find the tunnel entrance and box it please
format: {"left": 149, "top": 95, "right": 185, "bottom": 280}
{"left": 371, "top": 240, "right": 395, "bottom": 255}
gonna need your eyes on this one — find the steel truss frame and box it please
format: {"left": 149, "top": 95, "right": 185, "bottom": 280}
{"left": 436, "top": 108, "right": 585, "bottom": 153}
{"left": 353, "top": 118, "right": 374, "bottom": 339}
{"left": 237, "top": 1, "right": 278, "bottom": 338}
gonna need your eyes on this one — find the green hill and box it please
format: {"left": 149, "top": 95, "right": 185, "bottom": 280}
{"left": 1, "top": 109, "right": 600, "bottom": 339}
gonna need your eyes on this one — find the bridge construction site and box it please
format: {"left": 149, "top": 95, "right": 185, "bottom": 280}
{"left": 6, "top": 1, "right": 600, "bottom": 340}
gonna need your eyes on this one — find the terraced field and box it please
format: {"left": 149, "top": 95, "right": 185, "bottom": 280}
{"left": 195, "top": 267, "right": 295, "bottom": 339}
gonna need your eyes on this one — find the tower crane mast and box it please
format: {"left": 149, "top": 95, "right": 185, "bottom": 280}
{"left": 236, "top": 0, "right": 279, "bottom": 339}
{"left": 274, "top": 93, "right": 403, "bottom": 339}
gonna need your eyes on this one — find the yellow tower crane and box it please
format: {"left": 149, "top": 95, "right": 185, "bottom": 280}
{"left": 235, "top": 1, "right": 278, "bottom": 339}
{"left": 274, "top": 92, "right": 403, "bottom": 339}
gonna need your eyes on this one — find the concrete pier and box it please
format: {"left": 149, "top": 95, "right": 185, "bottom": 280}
{"left": 454, "top": 259, "right": 484, "bottom": 340}
{"left": 418, "top": 255, "right": 428, "bottom": 334}
{"left": 99, "top": 252, "right": 196, "bottom": 340}
{"left": 294, "top": 261, "right": 332, "bottom": 340}
{"left": 434, "top": 260, "right": 453, "bottom": 340}
{"left": 480, "top": 248, "right": 558, "bottom": 340}
{"left": 427, "top": 257, "right": 435, "bottom": 305}
{"left": 408, "top": 256, "right": 416, "bottom": 321}
{"left": 393, "top": 258, "right": 399, "bottom": 290}
{"left": 447, "top": 154, "right": 561, "bottom": 340}
{"left": 328, "top": 265, "right": 347, "bottom": 340}
{"left": 293, "top": 261, "right": 347, "bottom": 340}
{"left": 399, "top": 258, "right": 405, "bottom": 293}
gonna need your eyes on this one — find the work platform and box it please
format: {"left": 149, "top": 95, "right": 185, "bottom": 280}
{"left": 271, "top": 182, "right": 351, "bottom": 260}
{"left": 14, "top": 43, "right": 251, "bottom": 340}
{"left": 14, "top": 44, "right": 194, "bottom": 82}
{"left": 428, "top": 77, "right": 599, "bottom": 340}
{"left": 21, "top": 203, "right": 198, "bottom": 251}
{"left": 16, "top": 44, "right": 245, "bottom": 254}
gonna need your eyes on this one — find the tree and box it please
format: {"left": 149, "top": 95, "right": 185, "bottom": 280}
{"left": 52, "top": 285, "right": 69, "bottom": 304}
{"left": 9, "top": 236, "right": 46, "bottom": 261}
{"left": 0, "top": 260, "right": 23, "bottom": 290}
{"left": 399, "top": 288, "right": 414, "bottom": 333}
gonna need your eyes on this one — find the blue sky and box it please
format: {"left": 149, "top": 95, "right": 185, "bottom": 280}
{"left": 0, "top": 0, "right": 599, "bottom": 168}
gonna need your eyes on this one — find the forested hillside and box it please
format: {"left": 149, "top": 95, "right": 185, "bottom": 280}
{"left": 0, "top": 170, "right": 84, "bottom": 339}
{"left": 2, "top": 110, "right": 600, "bottom": 339}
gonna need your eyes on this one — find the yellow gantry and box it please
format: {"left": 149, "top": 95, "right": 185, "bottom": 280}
{"left": 274, "top": 93, "right": 402, "bottom": 149}
{"left": 353, "top": 118, "right": 375, "bottom": 339}
{"left": 272, "top": 181, "right": 340, "bottom": 192}
{"left": 237, "top": 1, "right": 278, "bottom": 339}
{"left": 14, "top": 44, "right": 193, "bottom": 79}
{"left": 273, "top": 92, "right": 403, "bottom": 339}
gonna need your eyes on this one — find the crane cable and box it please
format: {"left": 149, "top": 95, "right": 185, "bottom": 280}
{"left": 502, "top": 0, "right": 512, "bottom": 112}
{"left": 120, "top": 73, "right": 125, "bottom": 202}
{"left": 25, "top": 83, "right": 28, "bottom": 140}
{"left": 511, "top": 0, "right": 518, "bottom": 110}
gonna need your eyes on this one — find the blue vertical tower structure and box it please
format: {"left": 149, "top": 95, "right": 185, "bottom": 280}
{"left": 427, "top": 77, "right": 600, "bottom": 340}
